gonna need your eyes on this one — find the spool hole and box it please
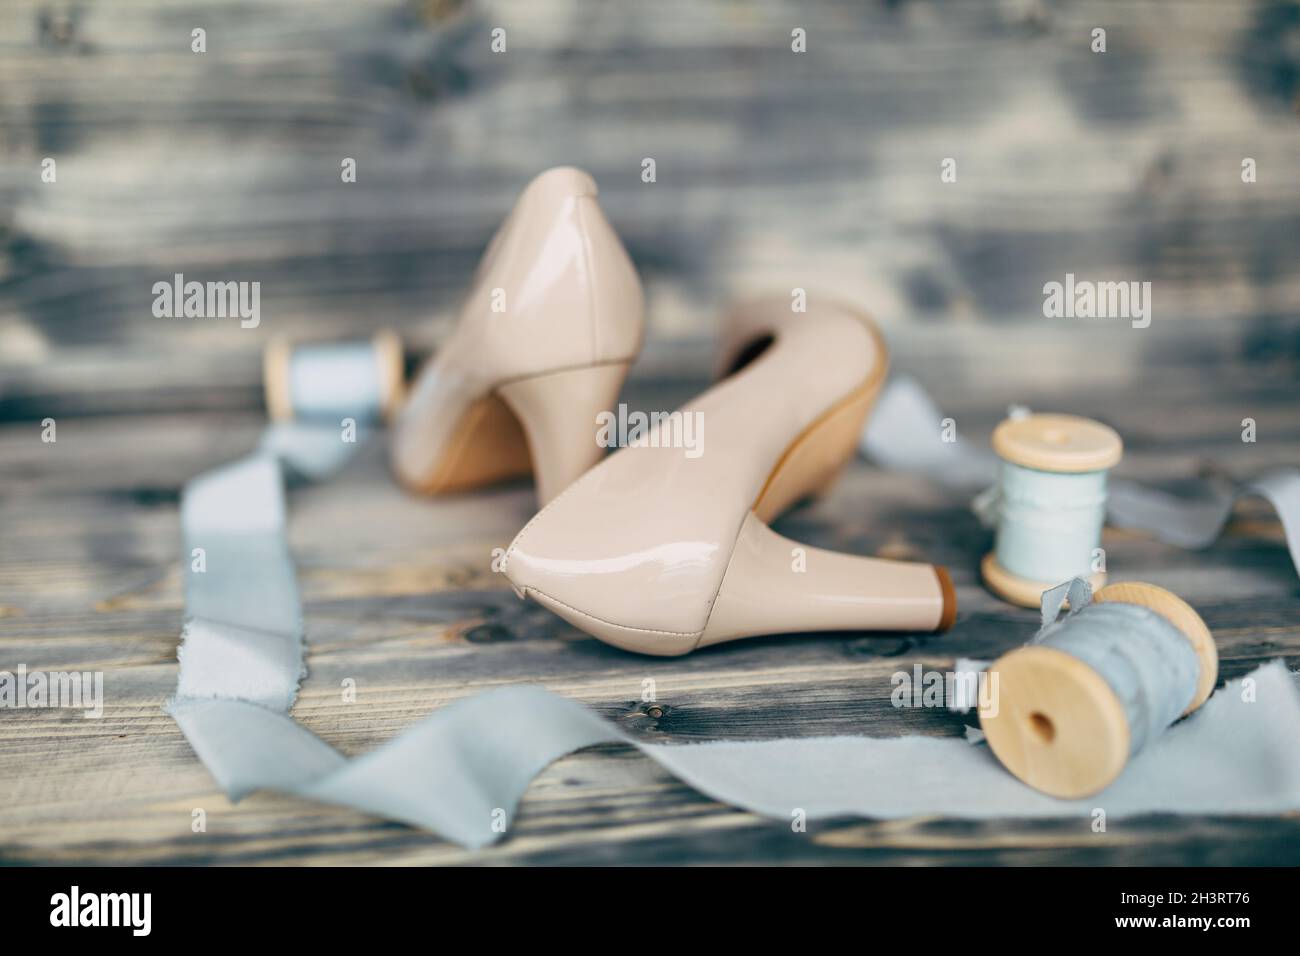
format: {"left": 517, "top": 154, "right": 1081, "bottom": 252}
{"left": 1027, "top": 711, "right": 1056, "bottom": 744}
{"left": 1041, "top": 428, "right": 1069, "bottom": 445}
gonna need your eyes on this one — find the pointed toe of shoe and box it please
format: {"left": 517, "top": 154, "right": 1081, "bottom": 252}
{"left": 501, "top": 501, "right": 711, "bottom": 657}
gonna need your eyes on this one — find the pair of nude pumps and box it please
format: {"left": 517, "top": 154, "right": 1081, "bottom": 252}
{"left": 391, "top": 167, "right": 956, "bottom": 656}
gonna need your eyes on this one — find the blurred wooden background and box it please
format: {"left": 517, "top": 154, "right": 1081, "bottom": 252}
{"left": 2, "top": 0, "right": 1299, "bottom": 417}
{"left": 1, "top": 0, "right": 1299, "bottom": 865}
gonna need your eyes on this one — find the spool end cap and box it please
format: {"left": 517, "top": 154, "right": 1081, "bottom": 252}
{"left": 992, "top": 413, "right": 1122, "bottom": 473}
{"left": 981, "top": 553, "right": 1106, "bottom": 609}
{"left": 980, "top": 645, "right": 1130, "bottom": 799}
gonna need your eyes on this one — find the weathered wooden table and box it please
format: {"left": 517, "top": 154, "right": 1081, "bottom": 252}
{"left": 2, "top": 345, "right": 1297, "bottom": 866}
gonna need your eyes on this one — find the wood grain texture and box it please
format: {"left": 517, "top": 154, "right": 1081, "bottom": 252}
{"left": 1, "top": 0, "right": 1298, "bottom": 865}
{"left": 1, "top": 364, "right": 1298, "bottom": 865}
{"left": 3, "top": 0, "right": 1299, "bottom": 414}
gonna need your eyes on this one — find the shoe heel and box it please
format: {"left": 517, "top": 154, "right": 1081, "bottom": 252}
{"left": 497, "top": 362, "right": 630, "bottom": 504}
{"left": 752, "top": 374, "right": 884, "bottom": 522}
{"left": 699, "top": 512, "right": 956, "bottom": 648}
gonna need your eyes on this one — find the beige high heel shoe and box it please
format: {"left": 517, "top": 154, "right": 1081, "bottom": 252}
{"left": 391, "top": 167, "right": 644, "bottom": 505}
{"left": 502, "top": 297, "right": 956, "bottom": 655}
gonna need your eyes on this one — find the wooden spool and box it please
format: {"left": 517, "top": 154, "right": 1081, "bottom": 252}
{"left": 263, "top": 329, "right": 405, "bottom": 422}
{"left": 979, "top": 581, "right": 1218, "bottom": 798}
{"left": 982, "top": 413, "right": 1123, "bottom": 608}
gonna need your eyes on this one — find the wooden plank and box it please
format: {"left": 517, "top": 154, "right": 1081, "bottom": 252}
{"left": 3, "top": 0, "right": 1298, "bottom": 400}
{"left": 1, "top": 366, "right": 1297, "bottom": 864}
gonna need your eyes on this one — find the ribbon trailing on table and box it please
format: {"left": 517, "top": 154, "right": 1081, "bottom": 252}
{"left": 860, "top": 376, "right": 1300, "bottom": 576}
{"left": 172, "top": 663, "right": 1300, "bottom": 848}
{"left": 168, "top": 346, "right": 1300, "bottom": 847}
